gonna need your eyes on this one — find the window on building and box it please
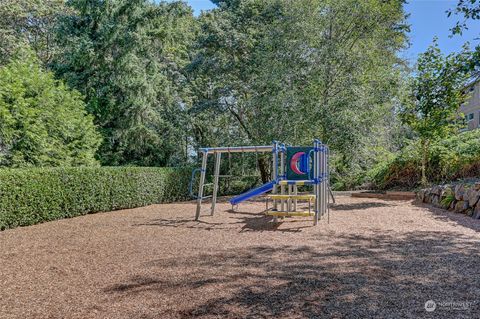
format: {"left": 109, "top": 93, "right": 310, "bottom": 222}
{"left": 467, "top": 113, "right": 474, "bottom": 121}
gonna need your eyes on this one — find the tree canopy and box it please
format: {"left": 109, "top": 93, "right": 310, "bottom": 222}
{"left": 1, "top": 0, "right": 473, "bottom": 190}
{"left": 53, "top": 0, "right": 197, "bottom": 166}
{"left": 450, "top": 0, "right": 480, "bottom": 76}
{"left": 400, "top": 41, "right": 470, "bottom": 185}
{"left": 0, "top": 51, "right": 101, "bottom": 167}
{"left": 0, "top": 0, "right": 67, "bottom": 65}
{"left": 189, "top": 0, "right": 409, "bottom": 185}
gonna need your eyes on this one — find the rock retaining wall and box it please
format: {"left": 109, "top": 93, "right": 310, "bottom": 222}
{"left": 417, "top": 183, "right": 480, "bottom": 219}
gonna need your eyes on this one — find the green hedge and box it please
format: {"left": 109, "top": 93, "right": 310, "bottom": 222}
{"left": 0, "top": 167, "right": 191, "bottom": 230}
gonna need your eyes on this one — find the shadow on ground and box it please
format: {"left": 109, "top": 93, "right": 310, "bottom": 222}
{"left": 133, "top": 218, "right": 231, "bottom": 231}
{"left": 104, "top": 231, "right": 480, "bottom": 318}
{"left": 133, "top": 212, "right": 312, "bottom": 233}
{"left": 134, "top": 200, "right": 317, "bottom": 233}
{"left": 414, "top": 202, "right": 480, "bottom": 232}
{"left": 331, "top": 201, "right": 394, "bottom": 211}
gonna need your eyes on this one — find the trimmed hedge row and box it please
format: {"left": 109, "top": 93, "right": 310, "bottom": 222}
{"left": 0, "top": 167, "right": 191, "bottom": 230}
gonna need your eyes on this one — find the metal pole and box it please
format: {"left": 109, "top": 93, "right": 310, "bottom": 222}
{"left": 195, "top": 151, "right": 209, "bottom": 221}
{"left": 319, "top": 143, "right": 322, "bottom": 220}
{"left": 210, "top": 152, "right": 221, "bottom": 215}
{"left": 313, "top": 140, "right": 318, "bottom": 225}
{"left": 199, "top": 145, "right": 273, "bottom": 154}
{"left": 288, "top": 184, "right": 292, "bottom": 212}
{"left": 272, "top": 142, "right": 278, "bottom": 211}
{"left": 314, "top": 139, "right": 320, "bottom": 225}
{"left": 321, "top": 143, "right": 327, "bottom": 220}
{"left": 326, "top": 145, "right": 330, "bottom": 223}
{"left": 321, "top": 143, "right": 326, "bottom": 220}
{"left": 293, "top": 185, "right": 298, "bottom": 211}
{"left": 280, "top": 146, "right": 285, "bottom": 212}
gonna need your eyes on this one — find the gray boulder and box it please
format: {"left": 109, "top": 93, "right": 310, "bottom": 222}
{"left": 454, "top": 200, "right": 468, "bottom": 214}
{"left": 425, "top": 193, "right": 432, "bottom": 204}
{"left": 432, "top": 186, "right": 442, "bottom": 195}
{"left": 473, "top": 206, "right": 480, "bottom": 219}
{"left": 454, "top": 184, "right": 465, "bottom": 201}
{"left": 449, "top": 200, "right": 456, "bottom": 211}
{"left": 417, "top": 189, "right": 425, "bottom": 202}
{"left": 431, "top": 195, "right": 439, "bottom": 207}
{"left": 466, "top": 208, "right": 474, "bottom": 217}
{"left": 467, "top": 188, "right": 480, "bottom": 207}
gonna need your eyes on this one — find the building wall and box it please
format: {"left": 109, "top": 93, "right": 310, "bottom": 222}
{"left": 460, "top": 80, "right": 480, "bottom": 130}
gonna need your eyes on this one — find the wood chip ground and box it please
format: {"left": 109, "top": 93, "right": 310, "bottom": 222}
{"left": 1, "top": 196, "right": 479, "bottom": 318}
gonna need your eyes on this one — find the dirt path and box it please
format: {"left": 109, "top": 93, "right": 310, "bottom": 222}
{"left": 1, "top": 196, "right": 479, "bottom": 318}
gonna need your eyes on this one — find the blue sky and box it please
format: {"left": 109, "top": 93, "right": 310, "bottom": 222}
{"left": 171, "top": 0, "right": 480, "bottom": 62}
{"left": 179, "top": 0, "right": 216, "bottom": 13}
{"left": 404, "top": 0, "right": 480, "bottom": 62}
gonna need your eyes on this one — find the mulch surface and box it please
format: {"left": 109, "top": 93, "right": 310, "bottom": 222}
{"left": 1, "top": 196, "right": 480, "bottom": 318}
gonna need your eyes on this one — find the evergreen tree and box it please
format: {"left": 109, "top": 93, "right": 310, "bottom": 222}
{"left": 0, "top": 51, "right": 101, "bottom": 167}
{"left": 0, "top": 0, "right": 67, "bottom": 65}
{"left": 54, "top": 0, "right": 197, "bottom": 166}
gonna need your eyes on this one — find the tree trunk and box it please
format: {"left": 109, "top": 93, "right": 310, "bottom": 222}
{"left": 421, "top": 139, "right": 429, "bottom": 187}
{"left": 258, "top": 156, "right": 270, "bottom": 184}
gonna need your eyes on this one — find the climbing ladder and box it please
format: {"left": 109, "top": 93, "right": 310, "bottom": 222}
{"left": 265, "top": 186, "right": 318, "bottom": 219}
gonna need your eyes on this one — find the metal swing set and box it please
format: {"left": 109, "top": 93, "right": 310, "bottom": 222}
{"left": 190, "top": 139, "right": 332, "bottom": 225}
{"left": 220, "top": 151, "right": 260, "bottom": 191}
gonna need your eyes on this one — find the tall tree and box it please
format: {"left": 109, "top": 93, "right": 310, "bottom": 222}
{"left": 54, "top": 0, "right": 197, "bottom": 166}
{"left": 400, "top": 42, "right": 470, "bottom": 186}
{"left": 189, "top": 0, "right": 408, "bottom": 183}
{"left": 0, "top": 50, "right": 101, "bottom": 167}
{"left": 0, "top": 0, "right": 67, "bottom": 65}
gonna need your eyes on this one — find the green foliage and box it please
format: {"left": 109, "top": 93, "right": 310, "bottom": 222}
{"left": 449, "top": 1, "right": 480, "bottom": 86}
{"left": 400, "top": 41, "right": 469, "bottom": 141}
{"left": 440, "top": 188, "right": 455, "bottom": 209}
{"left": 53, "top": 0, "right": 197, "bottom": 166}
{"left": 0, "top": 166, "right": 191, "bottom": 230}
{"left": 449, "top": 0, "right": 480, "bottom": 35}
{"left": 189, "top": 0, "right": 409, "bottom": 184}
{"left": 5, "top": 0, "right": 472, "bottom": 195}
{"left": 0, "top": 51, "right": 101, "bottom": 167}
{"left": 369, "top": 130, "right": 480, "bottom": 189}
{"left": 0, "top": 0, "right": 67, "bottom": 65}
{"left": 399, "top": 41, "right": 470, "bottom": 185}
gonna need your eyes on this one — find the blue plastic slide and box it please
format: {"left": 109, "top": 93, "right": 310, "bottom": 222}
{"left": 230, "top": 181, "right": 276, "bottom": 205}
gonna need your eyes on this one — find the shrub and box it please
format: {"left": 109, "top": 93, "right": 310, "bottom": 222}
{"left": 0, "top": 50, "right": 101, "bottom": 167}
{"left": 368, "top": 130, "right": 480, "bottom": 189}
{"left": 440, "top": 189, "right": 455, "bottom": 209}
{"left": 0, "top": 166, "right": 191, "bottom": 230}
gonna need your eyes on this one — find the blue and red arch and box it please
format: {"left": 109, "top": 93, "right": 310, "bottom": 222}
{"left": 286, "top": 147, "right": 313, "bottom": 180}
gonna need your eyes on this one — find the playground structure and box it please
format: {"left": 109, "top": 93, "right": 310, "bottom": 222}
{"left": 191, "top": 139, "right": 331, "bottom": 225}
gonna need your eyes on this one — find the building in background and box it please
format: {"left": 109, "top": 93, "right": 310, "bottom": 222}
{"left": 461, "top": 78, "right": 480, "bottom": 130}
